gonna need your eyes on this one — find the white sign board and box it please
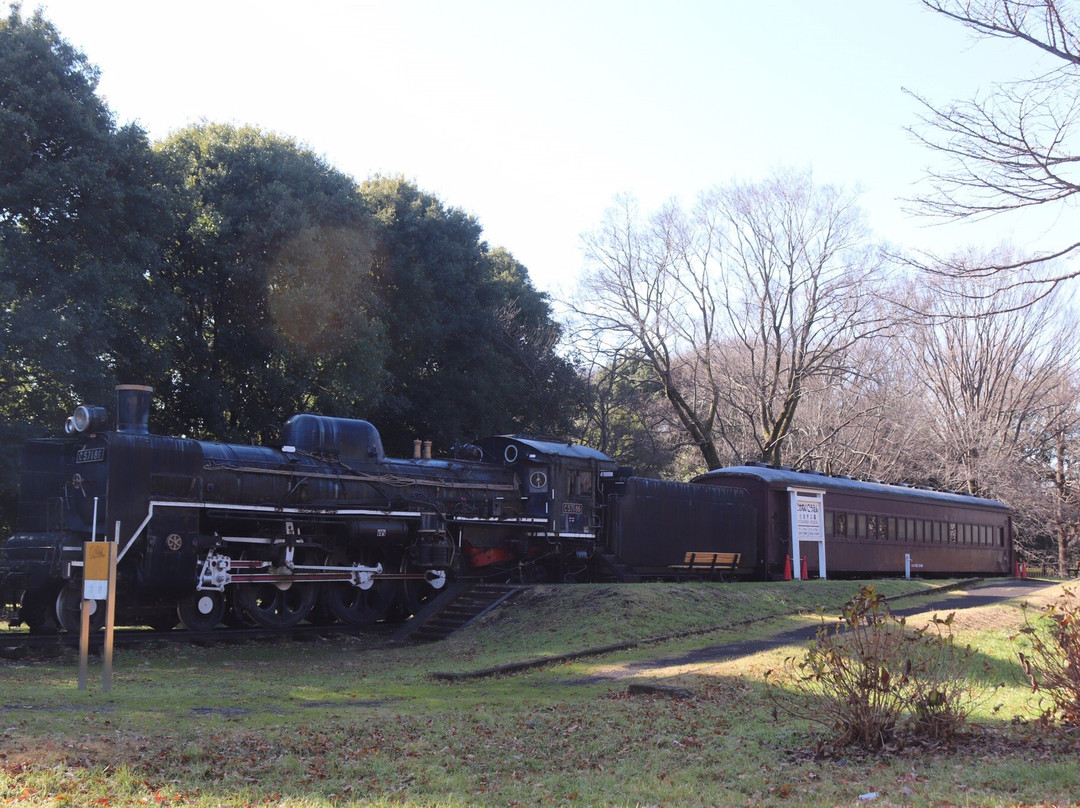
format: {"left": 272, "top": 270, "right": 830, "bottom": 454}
{"left": 788, "top": 488, "right": 826, "bottom": 580}
{"left": 795, "top": 497, "right": 824, "bottom": 543}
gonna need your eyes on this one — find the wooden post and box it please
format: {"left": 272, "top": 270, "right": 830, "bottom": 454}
{"left": 102, "top": 534, "right": 118, "bottom": 693}
{"left": 78, "top": 597, "right": 90, "bottom": 691}
{"left": 79, "top": 534, "right": 117, "bottom": 693}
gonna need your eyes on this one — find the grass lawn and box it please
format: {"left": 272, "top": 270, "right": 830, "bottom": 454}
{"left": 1, "top": 578, "right": 1077, "bottom": 806}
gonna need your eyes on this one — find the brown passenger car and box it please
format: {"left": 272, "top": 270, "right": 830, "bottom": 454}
{"left": 693, "top": 465, "right": 1013, "bottom": 580}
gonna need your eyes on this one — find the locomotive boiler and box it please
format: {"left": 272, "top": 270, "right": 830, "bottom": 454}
{"left": 0, "top": 385, "right": 616, "bottom": 632}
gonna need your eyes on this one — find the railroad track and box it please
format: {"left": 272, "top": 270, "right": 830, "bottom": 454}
{"left": 0, "top": 582, "right": 528, "bottom": 659}
{"left": 0, "top": 621, "right": 399, "bottom": 660}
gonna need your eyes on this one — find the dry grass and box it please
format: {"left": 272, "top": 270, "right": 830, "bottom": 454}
{"left": 2, "top": 579, "right": 1077, "bottom": 807}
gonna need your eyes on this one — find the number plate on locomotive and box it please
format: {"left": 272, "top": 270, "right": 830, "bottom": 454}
{"left": 76, "top": 448, "right": 105, "bottom": 463}
{"left": 561, "top": 502, "right": 583, "bottom": 515}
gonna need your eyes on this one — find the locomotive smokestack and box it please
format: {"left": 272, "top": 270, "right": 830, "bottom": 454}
{"left": 116, "top": 384, "right": 153, "bottom": 434}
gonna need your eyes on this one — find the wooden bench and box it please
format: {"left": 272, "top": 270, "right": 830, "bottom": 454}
{"left": 669, "top": 552, "right": 742, "bottom": 581}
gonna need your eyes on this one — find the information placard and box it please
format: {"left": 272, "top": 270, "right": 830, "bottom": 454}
{"left": 795, "top": 496, "right": 824, "bottom": 543}
{"left": 83, "top": 542, "right": 110, "bottom": 600}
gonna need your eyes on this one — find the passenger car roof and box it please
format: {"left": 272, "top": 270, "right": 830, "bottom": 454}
{"left": 694, "top": 465, "right": 1010, "bottom": 512}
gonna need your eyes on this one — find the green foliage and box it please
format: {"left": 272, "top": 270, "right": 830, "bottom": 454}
{"left": 486, "top": 247, "right": 588, "bottom": 437}
{"left": 0, "top": 8, "right": 175, "bottom": 409}
{"left": 360, "top": 176, "right": 586, "bottom": 451}
{"left": 769, "top": 585, "right": 983, "bottom": 750}
{"left": 0, "top": 7, "right": 176, "bottom": 533}
{"left": 153, "top": 123, "right": 387, "bottom": 443}
{"left": 1017, "top": 585, "right": 1080, "bottom": 725}
{"left": 581, "top": 352, "right": 686, "bottom": 477}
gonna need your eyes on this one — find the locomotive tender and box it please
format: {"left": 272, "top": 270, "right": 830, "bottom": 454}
{"left": 0, "top": 386, "right": 615, "bottom": 632}
{"left": 0, "top": 386, "right": 1017, "bottom": 633}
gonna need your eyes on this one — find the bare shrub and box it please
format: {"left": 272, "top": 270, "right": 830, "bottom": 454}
{"left": 1017, "top": 586, "right": 1080, "bottom": 726}
{"left": 768, "top": 585, "right": 982, "bottom": 751}
{"left": 905, "top": 611, "right": 982, "bottom": 741}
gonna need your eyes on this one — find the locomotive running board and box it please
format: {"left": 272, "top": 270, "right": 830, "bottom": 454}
{"left": 115, "top": 500, "right": 431, "bottom": 563}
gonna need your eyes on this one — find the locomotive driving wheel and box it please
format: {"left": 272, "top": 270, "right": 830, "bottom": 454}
{"left": 177, "top": 590, "right": 227, "bottom": 631}
{"left": 20, "top": 586, "right": 59, "bottom": 633}
{"left": 320, "top": 551, "right": 396, "bottom": 626}
{"left": 235, "top": 582, "right": 317, "bottom": 629}
{"left": 55, "top": 586, "right": 105, "bottom": 633}
{"left": 396, "top": 554, "right": 441, "bottom": 619}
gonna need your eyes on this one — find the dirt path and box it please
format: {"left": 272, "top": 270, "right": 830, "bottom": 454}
{"left": 887, "top": 577, "right": 1060, "bottom": 617}
{"left": 563, "top": 578, "right": 1064, "bottom": 684}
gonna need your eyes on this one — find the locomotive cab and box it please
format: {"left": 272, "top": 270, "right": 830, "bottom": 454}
{"left": 473, "top": 436, "right": 613, "bottom": 532}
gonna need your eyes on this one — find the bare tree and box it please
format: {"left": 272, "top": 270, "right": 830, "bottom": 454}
{"left": 912, "top": 0, "right": 1080, "bottom": 280}
{"left": 575, "top": 170, "right": 889, "bottom": 471}
{"left": 1021, "top": 371, "right": 1080, "bottom": 574}
{"left": 705, "top": 173, "right": 890, "bottom": 466}
{"left": 782, "top": 338, "right": 931, "bottom": 480}
{"left": 576, "top": 194, "right": 726, "bottom": 469}
{"left": 578, "top": 348, "right": 688, "bottom": 477}
{"left": 899, "top": 258, "right": 1079, "bottom": 498}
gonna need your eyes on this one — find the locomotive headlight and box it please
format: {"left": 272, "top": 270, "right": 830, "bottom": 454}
{"left": 70, "top": 405, "right": 108, "bottom": 433}
{"left": 72, "top": 407, "right": 91, "bottom": 432}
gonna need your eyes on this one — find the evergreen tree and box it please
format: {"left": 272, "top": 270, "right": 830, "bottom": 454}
{"left": 153, "top": 123, "right": 387, "bottom": 442}
{"left": 361, "top": 176, "right": 586, "bottom": 452}
{"left": 0, "top": 7, "right": 174, "bottom": 532}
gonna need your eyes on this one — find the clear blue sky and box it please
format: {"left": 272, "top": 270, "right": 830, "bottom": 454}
{"left": 26, "top": 0, "right": 1056, "bottom": 294}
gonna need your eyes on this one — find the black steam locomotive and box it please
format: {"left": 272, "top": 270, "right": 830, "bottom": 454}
{"left": 0, "top": 386, "right": 616, "bottom": 632}
{"left": 0, "top": 386, "right": 1017, "bottom": 634}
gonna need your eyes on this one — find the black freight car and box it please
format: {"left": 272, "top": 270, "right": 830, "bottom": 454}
{"left": 596, "top": 474, "right": 756, "bottom": 580}
{"left": 693, "top": 465, "right": 1013, "bottom": 579}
